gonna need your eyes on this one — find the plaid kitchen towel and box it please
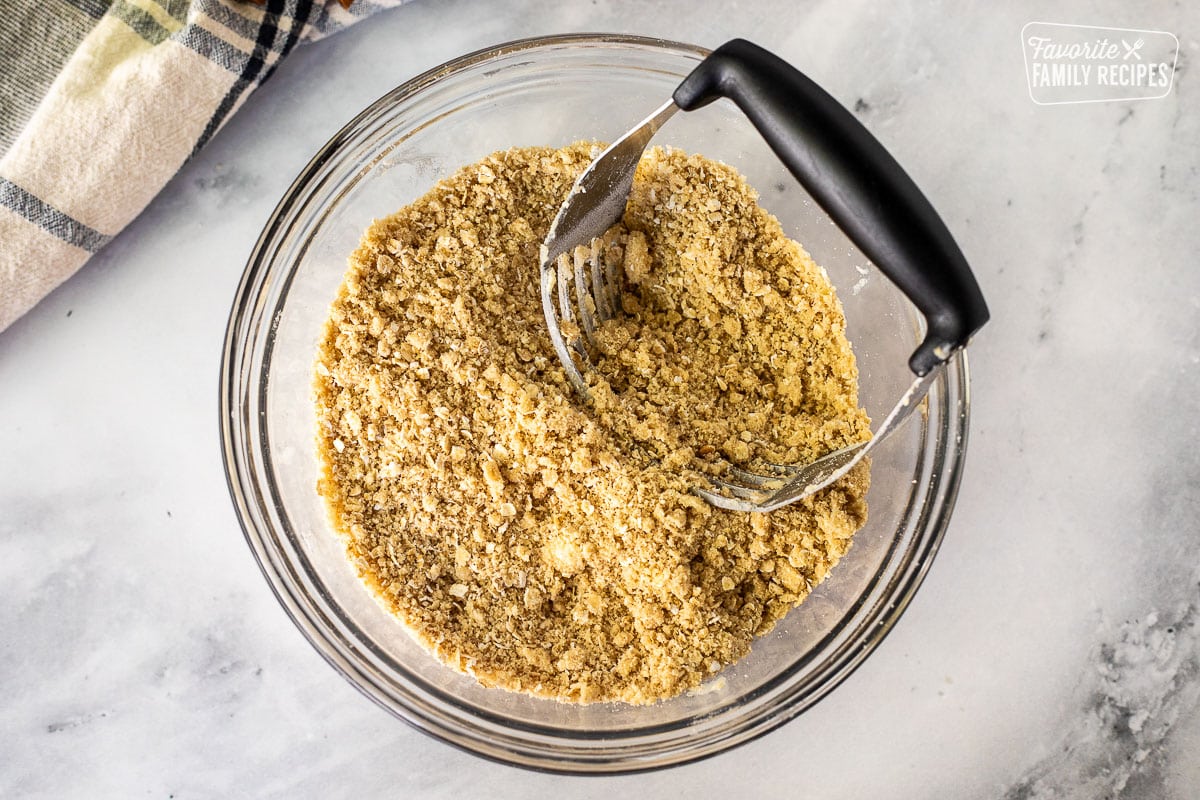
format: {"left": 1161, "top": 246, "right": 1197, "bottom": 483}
{"left": 0, "top": 0, "right": 408, "bottom": 332}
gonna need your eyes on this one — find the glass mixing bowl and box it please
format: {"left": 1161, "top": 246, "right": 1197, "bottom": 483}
{"left": 220, "top": 34, "right": 972, "bottom": 773}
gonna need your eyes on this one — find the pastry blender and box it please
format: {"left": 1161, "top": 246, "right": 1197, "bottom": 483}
{"left": 539, "top": 40, "right": 989, "bottom": 512}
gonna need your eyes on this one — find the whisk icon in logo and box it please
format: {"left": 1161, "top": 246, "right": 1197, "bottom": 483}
{"left": 1021, "top": 22, "right": 1178, "bottom": 105}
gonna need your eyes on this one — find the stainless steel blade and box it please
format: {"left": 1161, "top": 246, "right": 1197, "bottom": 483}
{"left": 539, "top": 99, "right": 678, "bottom": 268}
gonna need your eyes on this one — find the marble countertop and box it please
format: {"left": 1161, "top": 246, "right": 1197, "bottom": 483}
{"left": 3, "top": 0, "right": 1198, "bottom": 796}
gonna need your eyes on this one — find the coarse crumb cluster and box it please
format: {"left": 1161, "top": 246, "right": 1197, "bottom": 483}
{"left": 314, "top": 143, "right": 870, "bottom": 704}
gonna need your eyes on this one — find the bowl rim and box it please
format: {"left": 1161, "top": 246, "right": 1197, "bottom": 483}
{"left": 220, "top": 32, "right": 973, "bottom": 774}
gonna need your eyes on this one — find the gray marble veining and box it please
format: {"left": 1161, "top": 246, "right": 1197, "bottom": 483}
{"left": 2, "top": 0, "right": 1198, "bottom": 797}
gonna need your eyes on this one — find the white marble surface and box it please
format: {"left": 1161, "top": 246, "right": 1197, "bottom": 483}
{"left": 3, "top": 0, "right": 1198, "bottom": 796}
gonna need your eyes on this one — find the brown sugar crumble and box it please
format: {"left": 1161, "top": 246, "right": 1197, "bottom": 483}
{"left": 314, "top": 143, "right": 871, "bottom": 704}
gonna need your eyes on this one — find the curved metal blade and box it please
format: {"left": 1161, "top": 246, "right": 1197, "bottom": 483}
{"left": 696, "top": 366, "right": 942, "bottom": 512}
{"left": 540, "top": 100, "right": 678, "bottom": 268}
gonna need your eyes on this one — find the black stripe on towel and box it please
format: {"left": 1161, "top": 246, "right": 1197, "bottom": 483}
{"left": 188, "top": 0, "right": 314, "bottom": 157}
{"left": 0, "top": 177, "right": 113, "bottom": 253}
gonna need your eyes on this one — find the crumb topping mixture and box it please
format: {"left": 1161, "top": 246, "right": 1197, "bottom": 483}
{"left": 315, "top": 143, "right": 870, "bottom": 704}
